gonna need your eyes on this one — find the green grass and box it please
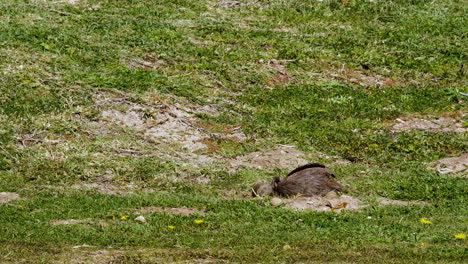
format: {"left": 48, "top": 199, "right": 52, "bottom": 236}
{"left": 0, "top": 0, "right": 467, "bottom": 263}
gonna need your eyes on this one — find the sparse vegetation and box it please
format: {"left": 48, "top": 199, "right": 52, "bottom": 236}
{"left": 0, "top": 0, "right": 466, "bottom": 263}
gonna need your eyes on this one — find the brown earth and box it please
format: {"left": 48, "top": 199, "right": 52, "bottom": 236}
{"left": 134, "top": 206, "right": 206, "bottom": 216}
{"left": 429, "top": 154, "right": 468, "bottom": 176}
{"left": 0, "top": 192, "right": 22, "bottom": 203}
{"left": 391, "top": 114, "right": 467, "bottom": 133}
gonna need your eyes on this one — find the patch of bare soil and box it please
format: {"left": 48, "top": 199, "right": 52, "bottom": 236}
{"left": 85, "top": 89, "right": 246, "bottom": 166}
{"left": 65, "top": 0, "right": 81, "bottom": 4}
{"left": 192, "top": 259, "right": 227, "bottom": 263}
{"left": 31, "top": 0, "right": 80, "bottom": 4}
{"left": 262, "top": 59, "right": 295, "bottom": 88}
{"left": 230, "top": 145, "right": 309, "bottom": 170}
{"left": 266, "top": 195, "right": 429, "bottom": 212}
{"left": 0, "top": 192, "right": 22, "bottom": 203}
{"left": 378, "top": 198, "right": 429, "bottom": 206}
{"left": 62, "top": 248, "right": 232, "bottom": 264}
{"left": 71, "top": 170, "right": 137, "bottom": 195}
{"left": 281, "top": 194, "right": 367, "bottom": 212}
{"left": 265, "top": 74, "right": 292, "bottom": 87}
{"left": 391, "top": 115, "right": 467, "bottom": 133}
{"left": 217, "top": 0, "right": 246, "bottom": 8}
{"left": 66, "top": 249, "right": 123, "bottom": 264}
{"left": 50, "top": 219, "right": 90, "bottom": 225}
{"left": 318, "top": 67, "right": 399, "bottom": 88}
{"left": 72, "top": 182, "right": 136, "bottom": 195}
{"left": 122, "top": 56, "right": 166, "bottom": 70}
{"left": 230, "top": 145, "right": 351, "bottom": 171}
{"left": 134, "top": 206, "right": 206, "bottom": 216}
{"left": 428, "top": 154, "right": 468, "bottom": 176}
{"left": 50, "top": 219, "right": 109, "bottom": 227}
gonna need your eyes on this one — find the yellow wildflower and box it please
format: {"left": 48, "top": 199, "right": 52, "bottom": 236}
{"left": 419, "top": 218, "right": 432, "bottom": 225}
{"left": 454, "top": 233, "right": 466, "bottom": 240}
{"left": 194, "top": 219, "right": 204, "bottom": 224}
{"left": 121, "top": 215, "right": 129, "bottom": 220}
{"left": 168, "top": 225, "right": 176, "bottom": 229}
{"left": 420, "top": 242, "right": 427, "bottom": 247}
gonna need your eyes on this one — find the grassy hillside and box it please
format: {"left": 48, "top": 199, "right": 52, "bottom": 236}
{"left": 0, "top": 0, "right": 466, "bottom": 263}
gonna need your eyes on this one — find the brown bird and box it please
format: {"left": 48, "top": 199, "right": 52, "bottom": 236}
{"left": 252, "top": 163, "right": 343, "bottom": 197}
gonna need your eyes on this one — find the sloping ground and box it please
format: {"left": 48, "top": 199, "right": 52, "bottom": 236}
{"left": 1, "top": 0, "right": 467, "bottom": 263}
{"left": 429, "top": 154, "right": 467, "bottom": 176}
{"left": 391, "top": 114, "right": 467, "bottom": 133}
{"left": 87, "top": 90, "right": 229, "bottom": 165}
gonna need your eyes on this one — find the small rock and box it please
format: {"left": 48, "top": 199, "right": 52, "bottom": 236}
{"left": 270, "top": 197, "right": 282, "bottom": 206}
{"left": 134, "top": 216, "right": 146, "bottom": 223}
{"left": 283, "top": 245, "right": 292, "bottom": 250}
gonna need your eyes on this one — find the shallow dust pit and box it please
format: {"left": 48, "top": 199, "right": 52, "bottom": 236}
{"left": 391, "top": 115, "right": 467, "bottom": 133}
{"left": 72, "top": 171, "right": 136, "bottom": 195}
{"left": 230, "top": 145, "right": 309, "bottom": 170}
{"left": 282, "top": 195, "right": 367, "bottom": 212}
{"left": 378, "top": 198, "right": 429, "bottom": 206}
{"left": 51, "top": 219, "right": 109, "bottom": 227}
{"left": 217, "top": 0, "right": 246, "bottom": 8}
{"left": 0, "top": 192, "right": 22, "bottom": 203}
{"left": 101, "top": 109, "right": 145, "bottom": 129}
{"left": 317, "top": 66, "right": 399, "bottom": 88}
{"left": 66, "top": 249, "right": 124, "bottom": 264}
{"left": 95, "top": 92, "right": 218, "bottom": 154}
{"left": 429, "top": 154, "right": 468, "bottom": 176}
{"left": 144, "top": 120, "right": 208, "bottom": 152}
{"left": 135, "top": 206, "right": 206, "bottom": 216}
{"left": 50, "top": 219, "right": 91, "bottom": 225}
{"left": 123, "top": 56, "right": 166, "bottom": 70}
{"left": 274, "top": 195, "right": 431, "bottom": 212}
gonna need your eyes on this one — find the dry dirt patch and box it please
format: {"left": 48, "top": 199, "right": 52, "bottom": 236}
{"left": 64, "top": 248, "right": 123, "bottom": 264}
{"left": 91, "top": 90, "right": 243, "bottom": 161}
{"left": 50, "top": 218, "right": 109, "bottom": 227}
{"left": 267, "top": 195, "right": 429, "bottom": 212}
{"left": 262, "top": 59, "right": 295, "bottom": 88}
{"left": 135, "top": 206, "right": 206, "bottom": 216}
{"left": 217, "top": 0, "right": 246, "bottom": 8}
{"left": 123, "top": 56, "right": 166, "bottom": 70}
{"left": 61, "top": 248, "right": 231, "bottom": 264}
{"left": 318, "top": 67, "right": 399, "bottom": 88}
{"left": 230, "top": 145, "right": 309, "bottom": 170}
{"left": 65, "top": 0, "right": 81, "bottom": 4}
{"left": 0, "top": 192, "right": 22, "bottom": 203}
{"left": 378, "top": 198, "right": 429, "bottom": 206}
{"left": 50, "top": 219, "right": 91, "bottom": 225}
{"left": 280, "top": 194, "right": 367, "bottom": 212}
{"left": 428, "top": 154, "right": 468, "bottom": 176}
{"left": 391, "top": 115, "right": 467, "bottom": 133}
{"left": 230, "top": 145, "right": 351, "bottom": 171}
{"left": 71, "top": 170, "right": 137, "bottom": 195}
